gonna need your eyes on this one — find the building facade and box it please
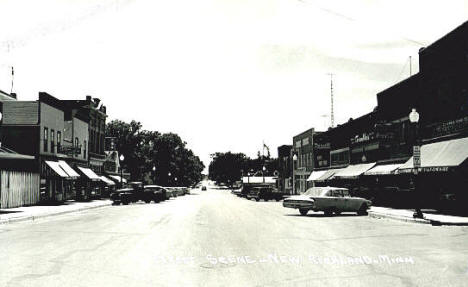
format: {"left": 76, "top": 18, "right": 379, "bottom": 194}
{"left": 292, "top": 128, "right": 316, "bottom": 194}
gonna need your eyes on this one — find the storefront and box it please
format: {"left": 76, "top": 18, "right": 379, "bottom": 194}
{"left": 0, "top": 149, "right": 40, "bottom": 208}
{"left": 396, "top": 136, "right": 468, "bottom": 211}
{"left": 76, "top": 166, "right": 102, "bottom": 200}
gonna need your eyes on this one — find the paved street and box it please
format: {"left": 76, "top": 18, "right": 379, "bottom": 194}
{"left": 1, "top": 185, "right": 468, "bottom": 287}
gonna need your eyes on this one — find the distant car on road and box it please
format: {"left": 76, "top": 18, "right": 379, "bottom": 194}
{"left": 283, "top": 186, "right": 372, "bottom": 216}
{"left": 201, "top": 186, "right": 207, "bottom": 191}
{"left": 247, "top": 186, "right": 284, "bottom": 201}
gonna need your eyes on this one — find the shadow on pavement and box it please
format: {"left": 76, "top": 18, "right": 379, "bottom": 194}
{"left": 0, "top": 210, "right": 23, "bottom": 214}
{"left": 285, "top": 213, "right": 365, "bottom": 218}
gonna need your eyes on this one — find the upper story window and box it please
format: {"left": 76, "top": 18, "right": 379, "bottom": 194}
{"left": 57, "top": 131, "right": 62, "bottom": 153}
{"left": 84, "top": 140, "right": 87, "bottom": 159}
{"left": 75, "top": 137, "right": 80, "bottom": 156}
{"left": 43, "top": 127, "right": 48, "bottom": 152}
{"left": 51, "top": 129, "right": 55, "bottom": 153}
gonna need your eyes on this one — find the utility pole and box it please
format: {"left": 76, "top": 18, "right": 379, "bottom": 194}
{"left": 327, "top": 73, "right": 335, "bottom": 128}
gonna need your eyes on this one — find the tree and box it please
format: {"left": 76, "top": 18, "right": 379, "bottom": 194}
{"left": 106, "top": 120, "right": 204, "bottom": 186}
{"left": 208, "top": 152, "right": 247, "bottom": 186}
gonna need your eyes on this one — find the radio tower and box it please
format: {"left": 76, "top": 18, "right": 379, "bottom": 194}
{"left": 328, "top": 73, "right": 335, "bottom": 128}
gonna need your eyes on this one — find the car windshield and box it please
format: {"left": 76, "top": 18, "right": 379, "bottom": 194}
{"left": 302, "top": 187, "right": 329, "bottom": 196}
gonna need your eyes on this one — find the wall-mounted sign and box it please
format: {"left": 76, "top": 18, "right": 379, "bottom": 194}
{"left": 314, "top": 142, "right": 331, "bottom": 150}
{"left": 426, "top": 116, "right": 468, "bottom": 138}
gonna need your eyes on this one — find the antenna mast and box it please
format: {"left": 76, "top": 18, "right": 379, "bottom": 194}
{"left": 328, "top": 73, "right": 335, "bottom": 128}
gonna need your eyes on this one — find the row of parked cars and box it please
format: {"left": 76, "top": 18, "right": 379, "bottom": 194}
{"left": 232, "top": 184, "right": 372, "bottom": 216}
{"left": 110, "top": 182, "right": 191, "bottom": 205}
{"left": 232, "top": 184, "right": 286, "bottom": 201}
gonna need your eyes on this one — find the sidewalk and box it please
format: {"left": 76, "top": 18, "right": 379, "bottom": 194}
{"left": 0, "top": 199, "right": 112, "bottom": 225}
{"left": 369, "top": 206, "right": 468, "bottom": 226}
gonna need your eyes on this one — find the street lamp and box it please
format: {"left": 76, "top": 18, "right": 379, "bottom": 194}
{"left": 409, "top": 108, "right": 424, "bottom": 219}
{"left": 168, "top": 172, "right": 171, "bottom": 186}
{"left": 119, "top": 154, "right": 125, "bottom": 188}
{"left": 292, "top": 153, "right": 298, "bottom": 195}
{"left": 262, "top": 166, "right": 266, "bottom": 183}
{"left": 152, "top": 165, "right": 156, "bottom": 184}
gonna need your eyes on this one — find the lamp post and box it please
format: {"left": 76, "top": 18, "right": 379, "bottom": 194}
{"left": 168, "top": 172, "right": 171, "bottom": 186}
{"left": 262, "top": 166, "right": 266, "bottom": 183}
{"left": 292, "top": 154, "right": 298, "bottom": 195}
{"left": 119, "top": 154, "right": 125, "bottom": 188}
{"left": 409, "top": 108, "right": 424, "bottom": 219}
{"left": 152, "top": 165, "right": 156, "bottom": 184}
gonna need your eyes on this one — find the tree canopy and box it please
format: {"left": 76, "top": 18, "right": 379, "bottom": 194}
{"left": 208, "top": 152, "right": 278, "bottom": 186}
{"left": 106, "top": 120, "right": 204, "bottom": 187}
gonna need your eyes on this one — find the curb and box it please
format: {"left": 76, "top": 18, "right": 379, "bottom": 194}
{"left": 0, "top": 201, "right": 112, "bottom": 225}
{"left": 368, "top": 212, "right": 431, "bottom": 225}
{"left": 369, "top": 211, "right": 468, "bottom": 226}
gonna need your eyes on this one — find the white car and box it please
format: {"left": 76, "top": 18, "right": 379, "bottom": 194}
{"left": 283, "top": 186, "right": 372, "bottom": 216}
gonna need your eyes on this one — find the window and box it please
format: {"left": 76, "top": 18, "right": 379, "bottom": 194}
{"left": 57, "top": 131, "right": 62, "bottom": 153}
{"left": 43, "top": 127, "right": 48, "bottom": 152}
{"left": 75, "top": 137, "right": 80, "bottom": 156}
{"left": 50, "top": 130, "right": 55, "bottom": 153}
{"left": 84, "top": 140, "right": 87, "bottom": 159}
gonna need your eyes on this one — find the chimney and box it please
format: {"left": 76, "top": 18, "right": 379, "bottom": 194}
{"left": 10, "top": 93, "right": 17, "bottom": 99}
{"left": 86, "top": 95, "right": 92, "bottom": 103}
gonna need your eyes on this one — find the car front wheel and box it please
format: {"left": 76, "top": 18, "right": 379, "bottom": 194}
{"left": 357, "top": 204, "right": 368, "bottom": 216}
{"left": 299, "top": 209, "right": 308, "bottom": 216}
{"left": 324, "top": 209, "right": 333, "bottom": 216}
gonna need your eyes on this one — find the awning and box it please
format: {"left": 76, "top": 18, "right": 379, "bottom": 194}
{"left": 57, "top": 160, "right": 80, "bottom": 178}
{"left": 109, "top": 175, "right": 127, "bottom": 183}
{"left": 364, "top": 164, "right": 403, "bottom": 176}
{"left": 45, "top": 161, "right": 69, "bottom": 178}
{"left": 100, "top": 176, "right": 116, "bottom": 186}
{"left": 398, "top": 137, "right": 468, "bottom": 173}
{"left": 241, "top": 176, "right": 276, "bottom": 184}
{"left": 315, "top": 168, "right": 344, "bottom": 181}
{"left": 307, "top": 170, "right": 328, "bottom": 181}
{"left": 77, "top": 167, "right": 101, "bottom": 181}
{"left": 332, "top": 162, "right": 376, "bottom": 179}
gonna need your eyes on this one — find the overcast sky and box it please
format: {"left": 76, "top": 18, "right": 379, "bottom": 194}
{"left": 1, "top": 0, "right": 467, "bottom": 170}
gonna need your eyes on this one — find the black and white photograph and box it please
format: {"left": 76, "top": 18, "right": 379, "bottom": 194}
{"left": 1, "top": 0, "right": 468, "bottom": 286}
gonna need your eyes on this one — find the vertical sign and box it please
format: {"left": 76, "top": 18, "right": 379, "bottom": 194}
{"left": 413, "top": 145, "right": 421, "bottom": 169}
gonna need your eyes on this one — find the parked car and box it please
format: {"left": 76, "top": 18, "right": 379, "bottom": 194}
{"left": 283, "top": 186, "right": 372, "bottom": 216}
{"left": 247, "top": 186, "right": 285, "bottom": 201}
{"left": 232, "top": 187, "right": 242, "bottom": 196}
{"left": 164, "top": 187, "right": 178, "bottom": 198}
{"left": 111, "top": 183, "right": 161, "bottom": 205}
{"left": 143, "top": 185, "right": 167, "bottom": 203}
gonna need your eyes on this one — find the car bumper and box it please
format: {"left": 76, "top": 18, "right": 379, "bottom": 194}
{"left": 283, "top": 200, "right": 315, "bottom": 209}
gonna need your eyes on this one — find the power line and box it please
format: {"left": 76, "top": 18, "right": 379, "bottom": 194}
{"left": 297, "top": 0, "right": 425, "bottom": 46}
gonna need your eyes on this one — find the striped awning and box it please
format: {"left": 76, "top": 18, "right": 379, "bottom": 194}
{"left": 45, "top": 161, "right": 69, "bottom": 178}
{"left": 100, "top": 176, "right": 116, "bottom": 186}
{"left": 332, "top": 163, "right": 376, "bottom": 179}
{"left": 307, "top": 170, "right": 328, "bottom": 181}
{"left": 109, "top": 175, "right": 127, "bottom": 183}
{"left": 398, "top": 137, "right": 468, "bottom": 173}
{"left": 78, "top": 167, "right": 101, "bottom": 181}
{"left": 364, "top": 164, "right": 403, "bottom": 176}
{"left": 58, "top": 161, "right": 80, "bottom": 178}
